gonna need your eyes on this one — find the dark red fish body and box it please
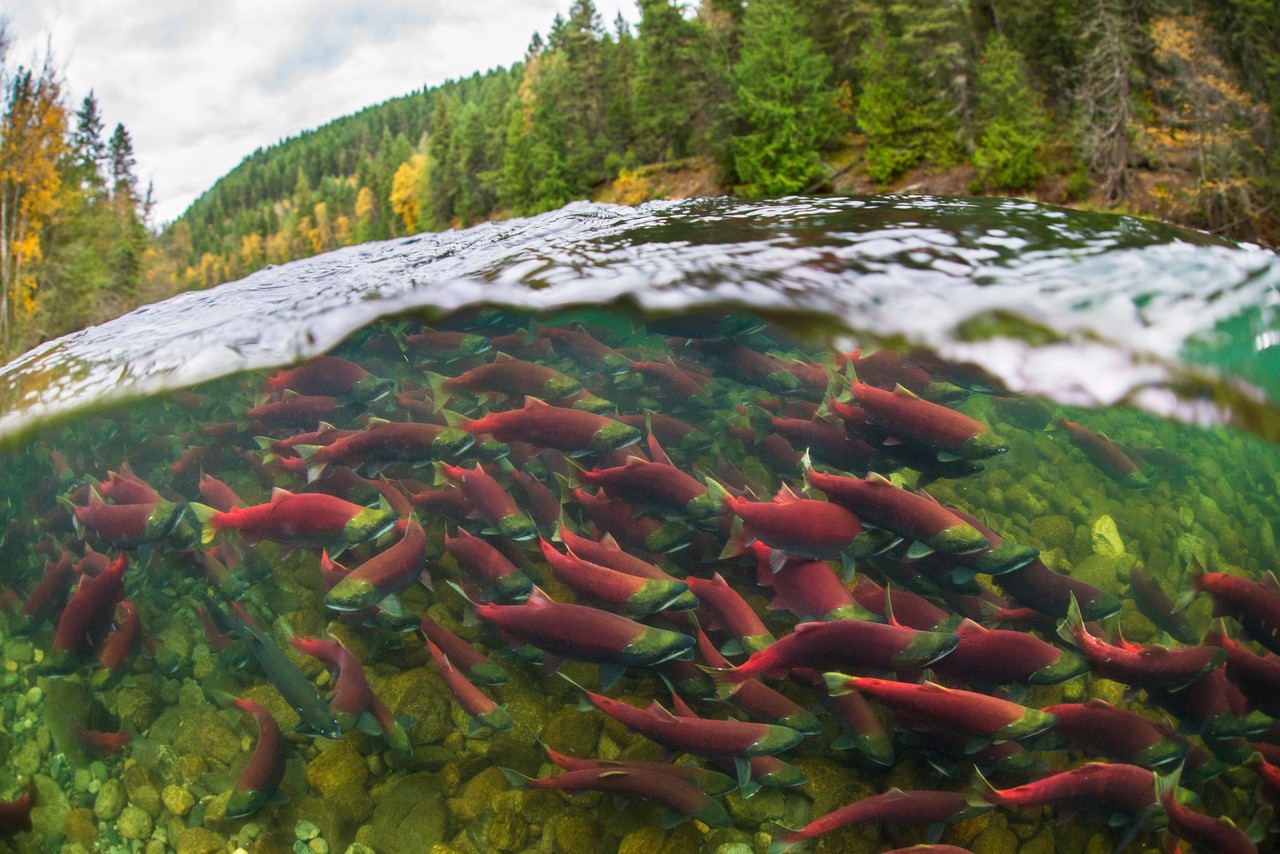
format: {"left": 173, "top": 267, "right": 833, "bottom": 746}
{"left": 850, "top": 576, "right": 951, "bottom": 631}
{"left": 846, "top": 349, "right": 940, "bottom": 395}
{"left": 760, "top": 549, "right": 864, "bottom": 623}
{"left": 694, "top": 632, "right": 820, "bottom": 734}
{"left": 97, "top": 601, "right": 140, "bottom": 673}
{"left": 798, "top": 667, "right": 894, "bottom": 765}
{"left": 246, "top": 394, "right": 339, "bottom": 429}
{"left": 770, "top": 417, "right": 879, "bottom": 471}
{"left": 539, "top": 539, "right": 688, "bottom": 618}
{"left": 576, "top": 457, "right": 718, "bottom": 521}
{"left": 1040, "top": 699, "right": 1186, "bottom": 768}
{"left": 69, "top": 717, "right": 131, "bottom": 754}
{"left": 995, "top": 557, "right": 1123, "bottom": 621}
{"left": 1206, "top": 627, "right": 1280, "bottom": 716}
{"left": 505, "top": 766, "right": 729, "bottom": 827}
{"left": 463, "top": 398, "right": 640, "bottom": 456}
{"left": 16, "top": 548, "right": 74, "bottom": 633}
{"left": 445, "top": 528, "right": 532, "bottom": 601}
{"left": 689, "top": 339, "right": 802, "bottom": 394}
{"left": 1059, "top": 596, "right": 1225, "bottom": 690}
{"left": 779, "top": 788, "right": 984, "bottom": 846}
{"left": 301, "top": 420, "right": 474, "bottom": 470}
{"left": 713, "top": 620, "right": 959, "bottom": 694}
{"left": 1157, "top": 770, "right": 1258, "bottom": 854}
{"left": 198, "top": 473, "right": 244, "bottom": 512}
{"left": 437, "top": 356, "right": 581, "bottom": 401}
{"left": 686, "top": 572, "right": 775, "bottom": 654}
{"left": 325, "top": 517, "right": 427, "bottom": 611}
{"left": 629, "top": 360, "right": 709, "bottom": 400}
{"left": 920, "top": 505, "right": 1039, "bottom": 576}
{"left": 426, "top": 640, "right": 512, "bottom": 733}
{"left": 472, "top": 588, "right": 694, "bottom": 668}
{"left": 557, "top": 526, "right": 696, "bottom": 609}
{"left": 1194, "top": 569, "right": 1280, "bottom": 655}
{"left": 540, "top": 326, "right": 630, "bottom": 376}
{"left": 806, "top": 469, "right": 988, "bottom": 555}
{"left": 543, "top": 747, "right": 734, "bottom": 795}
{"left": 226, "top": 698, "right": 286, "bottom": 818}
{"left": 196, "top": 488, "right": 396, "bottom": 549}
{"left": 573, "top": 488, "right": 692, "bottom": 554}
{"left": 932, "top": 619, "right": 1089, "bottom": 686}
{"left": 852, "top": 382, "right": 1007, "bottom": 459}
{"left": 264, "top": 355, "right": 389, "bottom": 401}
{"left": 406, "top": 483, "right": 472, "bottom": 519}
{"left": 973, "top": 762, "right": 1157, "bottom": 819}
{"left": 509, "top": 469, "right": 560, "bottom": 533}
{"left": 418, "top": 614, "right": 506, "bottom": 685}
{"left": 1055, "top": 419, "right": 1147, "bottom": 487}
{"left": 44, "top": 554, "right": 129, "bottom": 674}
{"left": 827, "top": 676, "right": 1058, "bottom": 742}
{"left": 487, "top": 331, "right": 551, "bottom": 360}
{"left": 724, "top": 489, "right": 887, "bottom": 563}
{"left": 575, "top": 682, "right": 804, "bottom": 758}
{"left": 0, "top": 790, "right": 33, "bottom": 837}
{"left": 1125, "top": 563, "right": 1198, "bottom": 644}
{"left": 99, "top": 467, "right": 162, "bottom": 504}
{"left": 438, "top": 462, "right": 537, "bottom": 540}
{"left": 617, "top": 412, "right": 713, "bottom": 454}
{"left": 404, "top": 328, "right": 492, "bottom": 359}
{"left": 74, "top": 494, "right": 186, "bottom": 547}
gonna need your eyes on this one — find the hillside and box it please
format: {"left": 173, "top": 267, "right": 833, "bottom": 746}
{"left": 165, "top": 0, "right": 1280, "bottom": 292}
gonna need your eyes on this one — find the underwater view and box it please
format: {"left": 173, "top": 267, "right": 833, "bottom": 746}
{"left": 1, "top": 196, "right": 1279, "bottom": 854}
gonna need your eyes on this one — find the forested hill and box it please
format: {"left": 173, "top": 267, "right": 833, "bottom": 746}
{"left": 168, "top": 0, "right": 1280, "bottom": 290}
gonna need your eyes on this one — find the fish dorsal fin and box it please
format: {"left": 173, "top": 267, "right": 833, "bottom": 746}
{"left": 623, "top": 456, "right": 648, "bottom": 469}
{"left": 709, "top": 572, "right": 729, "bottom": 588}
{"left": 792, "top": 622, "right": 826, "bottom": 636}
{"left": 668, "top": 692, "right": 697, "bottom": 718}
{"left": 526, "top": 586, "right": 556, "bottom": 608}
{"left": 523, "top": 395, "right": 550, "bottom": 408}
{"left": 270, "top": 487, "right": 294, "bottom": 503}
{"left": 494, "top": 352, "right": 514, "bottom": 362}
{"left": 894, "top": 383, "right": 920, "bottom": 399}
{"left": 367, "top": 416, "right": 390, "bottom": 426}
{"left": 646, "top": 700, "right": 679, "bottom": 721}
{"left": 599, "top": 532, "right": 622, "bottom": 551}
{"left": 882, "top": 584, "right": 902, "bottom": 628}
{"left": 774, "top": 483, "right": 801, "bottom": 504}
{"left": 919, "top": 681, "right": 949, "bottom": 694}
{"left": 867, "top": 472, "right": 896, "bottom": 487}
{"left": 317, "top": 420, "right": 336, "bottom": 431}
{"left": 1265, "top": 571, "right": 1280, "bottom": 592}
{"left": 597, "top": 769, "right": 628, "bottom": 779}
{"left": 1083, "top": 698, "right": 1114, "bottom": 710}
{"left": 955, "top": 618, "right": 988, "bottom": 637}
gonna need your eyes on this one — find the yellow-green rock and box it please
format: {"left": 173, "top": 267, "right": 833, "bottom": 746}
{"left": 176, "top": 826, "right": 227, "bottom": 854}
{"left": 618, "top": 825, "right": 666, "bottom": 854}
{"left": 1091, "top": 515, "right": 1125, "bottom": 557}
{"left": 549, "top": 809, "right": 599, "bottom": 853}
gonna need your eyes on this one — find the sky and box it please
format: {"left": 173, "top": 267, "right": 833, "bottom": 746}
{"left": 4, "top": 1, "right": 638, "bottom": 224}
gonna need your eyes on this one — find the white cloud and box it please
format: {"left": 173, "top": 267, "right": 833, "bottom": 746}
{"left": 4, "top": 0, "right": 637, "bottom": 223}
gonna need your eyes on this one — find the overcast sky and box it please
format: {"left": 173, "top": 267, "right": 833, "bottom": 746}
{"left": 5, "top": 1, "right": 638, "bottom": 224}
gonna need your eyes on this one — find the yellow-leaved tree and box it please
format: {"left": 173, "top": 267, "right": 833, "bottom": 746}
{"left": 389, "top": 154, "right": 426, "bottom": 234}
{"left": 0, "top": 57, "right": 68, "bottom": 356}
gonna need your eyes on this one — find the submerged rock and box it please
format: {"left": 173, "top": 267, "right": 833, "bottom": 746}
{"left": 362, "top": 773, "right": 448, "bottom": 853}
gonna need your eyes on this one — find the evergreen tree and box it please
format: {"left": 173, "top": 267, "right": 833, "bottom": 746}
{"left": 890, "top": 0, "right": 974, "bottom": 160}
{"left": 108, "top": 122, "right": 136, "bottom": 200}
{"left": 72, "top": 91, "right": 106, "bottom": 186}
{"left": 732, "top": 0, "right": 843, "bottom": 196}
{"left": 635, "top": 0, "right": 700, "bottom": 161}
{"left": 972, "top": 34, "right": 1047, "bottom": 190}
{"left": 856, "top": 13, "right": 926, "bottom": 184}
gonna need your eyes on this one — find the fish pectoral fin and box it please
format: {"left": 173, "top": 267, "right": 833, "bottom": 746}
{"left": 598, "top": 663, "right": 628, "bottom": 691}
{"left": 905, "top": 541, "right": 935, "bottom": 559}
{"left": 734, "top": 756, "right": 752, "bottom": 792}
{"left": 355, "top": 711, "right": 383, "bottom": 736}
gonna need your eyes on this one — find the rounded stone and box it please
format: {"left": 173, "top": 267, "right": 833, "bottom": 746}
{"left": 1028, "top": 514, "right": 1073, "bottom": 551}
{"left": 973, "top": 824, "right": 1019, "bottom": 854}
{"left": 63, "top": 807, "right": 98, "bottom": 849}
{"left": 1090, "top": 514, "right": 1125, "bottom": 557}
{"left": 162, "top": 784, "right": 195, "bottom": 817}
{"left": 93, "top": 777, "right": 125, "bottom": 821}
{"left": 118, "top": 804, "right": 154, "bottom": 840}
{"left": 549, "top": 810, "right": 599, "bottom": 854}
{"left": 487, "top": 811, "right": 528, "bottom": 851}
{"left": 176, "top": 826, "right": 227, "bottom": 854}
{"left": 618, "top": 827, "right": 667, "bottom": 854}
{"left": 363, "top": 772, "right": 447, "bottom": 854}
{"left": 296, "top": 819, "right": 321, "bottom": 841}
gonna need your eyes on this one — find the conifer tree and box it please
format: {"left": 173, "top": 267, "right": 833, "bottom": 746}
{"left": 732, "top": 0, "right": 842, "bottom": 196}
{"left": 72, "top": 91, "right": 106, "bottom": 187}
{"left": 856, "top": 13, "right": 925, "bottom": 184}
{"left": 108, "top": 122, "right": 137, "bottom": 200}
{"left": 973, "top": 34, "right": 1047, "bottom": 191}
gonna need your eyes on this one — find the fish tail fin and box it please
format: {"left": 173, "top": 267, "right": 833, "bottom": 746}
{"left": 58, "top": 495, "right": 84, "bottom": 538}
{"left": 702, "top": 477, "right": 732, "bottom": 516}
{"left": 1056, "top": 592, "right": 1085, "bottom": 648}
{"left": 440, "top": 409, "right": 469, "bottom": 429}
{"left": 1153, "top": 761, "right": 1183, "bottom": 809}
{"left": 700, "top": 664, "right": 744, "bottom": 699}
{"left": 766, "top": 826, "right": 805, "bottom": 854}
{"left": 423, "top": 371, "right": 451, "bottom": 410}
{"left": 1174, "top": 556, "right": 1205, "bottom": 612}
{"left": 718, "top": 516, "right": 747, "bottom": 560}
{"left": 822, "top": 672, "right": 854, "bottom": 697}
{"left": 188, "top": 503, "right": 219, "bottom": 545}
{"left": 563, "top": 458, "right": 587, "bottom": 491}
{"left": 293, "top": 445, "right": 327, "bottom": 482}
{"left": 431, "top": 461, "right": 450, "bottom": 488}
{"left": 967, "top": 766, "right": 1001, "bottom": 808}
{"left": 252, "top": 436, "right": 275, "bottom": 451}
{"left": 499, "top": 767, "right": 533, "bottom": 790}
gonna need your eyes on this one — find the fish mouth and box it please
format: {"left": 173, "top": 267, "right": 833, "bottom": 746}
{"left": 619, "top": 627, "right": 696, "bottom": 667}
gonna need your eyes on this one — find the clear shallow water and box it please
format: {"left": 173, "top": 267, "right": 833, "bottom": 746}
{"left": 0, "top": 196, "right": 1279, "bottom": 854}
{"left": 0, "top": 195, "right": 1277, "bottom": 448}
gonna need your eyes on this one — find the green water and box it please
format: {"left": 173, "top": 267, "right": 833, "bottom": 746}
{"left": 0, "top": 197, "right": 1278, "bottom": 854}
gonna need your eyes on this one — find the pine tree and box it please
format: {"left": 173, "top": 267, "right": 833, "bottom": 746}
{"left": 732, "top": 0, "right": 843, "bottom": 196}
{"left": 108, "top": 122, "right": 137, "bottom": 200}
{"left": 72, "top": 91, "right": 107, "bottom": 186}
{"left": 973, "top": 34, "right": 1047, "bottom": 191}
{"left": 856, "top": 13, "right": 925, "bottom": 184}
{"left": 635, "top": 0, "right": 699, "bottom": 161}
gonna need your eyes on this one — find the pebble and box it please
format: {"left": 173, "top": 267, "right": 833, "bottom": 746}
{"left": 295, "top": 819, "right": 321, "bottom": 841}
{"left": 162, "top": 784, "right": 195, "bottom": 817}
{"left": 117, "top": 804, "right": 153, "bottom": 840}
{"left": 93, "top": 778, "right": 125, "bottom": 821}
{"left": 309, "top": 840, "right": 330, "bottom": 854}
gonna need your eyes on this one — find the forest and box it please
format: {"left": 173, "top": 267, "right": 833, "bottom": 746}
{"left": 3, "top": 0, "right": 1279, "bottom": 358}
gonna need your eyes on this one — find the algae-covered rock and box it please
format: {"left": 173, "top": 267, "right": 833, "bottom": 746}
{"left": 1091, "top": 515, "right": 1125, "bottom": 558}
{"left": 448, "top": 765, "right": 510, "bottom": 824}
{"left": 486, "top": 811, "right": 529, "bottom": 851}
{"left": 377, "top": 666, "right": 453, "bottom": 746}
{"left": 116, "top": 684, "right": 161, "bottom": 732}
{"left": 93, "top": 777, "right": 124, "bottom": 821}
{"left": 62, "top": 808, "right": 98, "bottom": 850}
{"left": 176, "top": 826, "right": 227, "bottom": 854}
{"left": 172, "top": 709, "right": 241, "bottom": 766}
{"left": 724, "top": 786, "right": 786, "bottom": 826}
{"left": 162, "top": 783, "right": 195, "bottom": 817}
{"left": 618, "top": 825, "right": 667, "bottom": 854}
{"left": 1020, "top": 826, "right": 1056, "bottom": 854}
{"left": 306, "top": 739, "right": 373, "bottom": 823}
{"left": 363, "top": 773, "right": 448, "bottom": 854}
{"left": 973, "top": 824, "right": 1019, "bottom": 854}
{"left": 549, "top": 809, "right": 599, "bottom": 854}
{"left": 31, "top": 774, "right": 69, "bottom": 840}
{"left": 11, "top": 739, "right": 41, "bottom": 777}
{"left": 1029, "top": 515, "right": 1073, "bottom": 551}
{"left": 118, "top": 803, "right": 153, "bottom": 840}
{"left": 1070, "top": 553, "right": 1128, "bottom": 593}
{"left": 541, "top": 707, "right": 603, "bottom": 759}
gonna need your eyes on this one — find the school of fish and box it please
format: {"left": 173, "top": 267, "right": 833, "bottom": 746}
{"left": 2, "top": 308, "right": 1278, "bottom": 853}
